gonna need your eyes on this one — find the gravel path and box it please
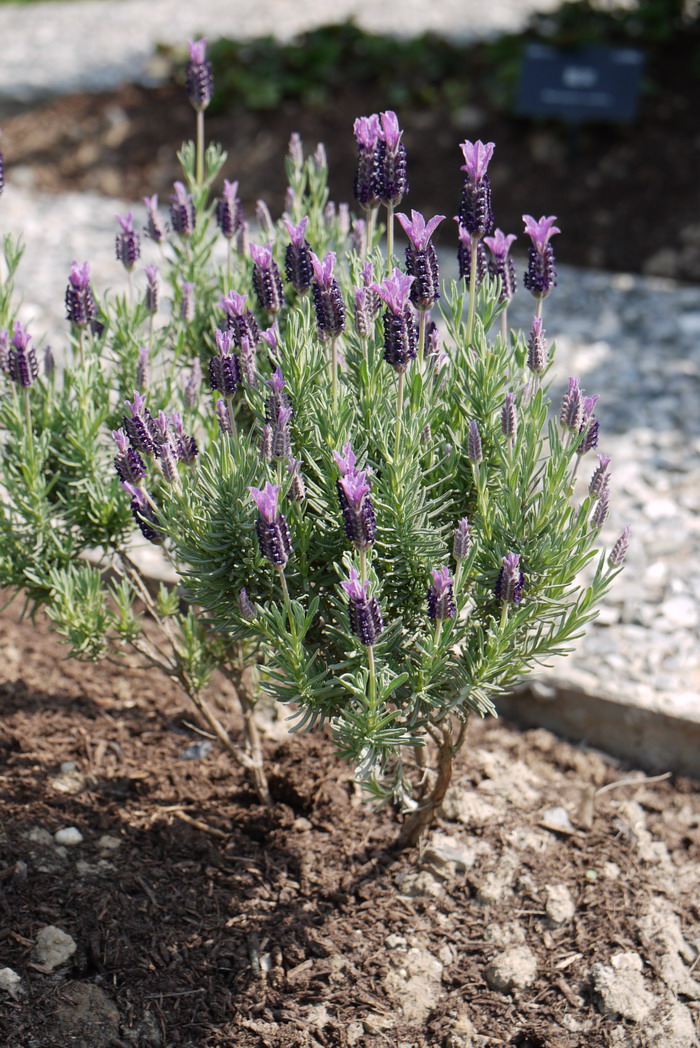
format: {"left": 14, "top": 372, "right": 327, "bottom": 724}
{"left": 0, "top": 0, "right": 560, "bottom": 101}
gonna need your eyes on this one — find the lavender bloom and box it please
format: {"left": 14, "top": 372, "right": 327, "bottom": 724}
{"left": 353, "top": 114, "right": 382, "bottom": 210}
{"left": 286, "top": 456, "right": 306, "bottom": 501}
{"left": 453, "top": 518, "right": 471, "bottom": 561}
{"left": 560, "top": 377, "right": 583, "bottom": 432}
{"left": 113, "top": 429, "right": 146, "bottom": 485}
{"left": 219, "top": 291, "right": 260, "bottom": 347}
{"left": 216, "top": 398, "right": 232, "bottom": 435}
{"left": 260, "top": 323, "right": 281, "bottom": 361}
{"left": 256, "top": 199, "right": 274, "bottom": 239}
{"left": 115, "top": 212, "right": 140, "bottom": 271}
{"left": 397, "top": 210, "right": 445, "bottom": 311}
{"left": 608, "top": 525, "right": 631, "bottom": 568}
{"left": 169, "top": 182, "right": 196, "bottom": 238}
{"left": 123, "top": 482, "right": 162, "bottom": 544}
{"left": 333, "top": 442, "right": 357, "bottom": 477}
{"left": 272, "top": 404, "right": 293, "bottom": 459}
{"left": 458, "top": 140, "right": 495, "bottom": 239}
{"left": 136, "top": 346, "right": 150, "bottom": 390}
{"left": 249, "top": 482, "right": 293, "bottom": 567}
{"left": 144, "top": 264, "right": 159, "bottom": 314}
{"left": 495, "top": 552, "right": 525, "bottom": 604}
{"left": 310, "top": 252, "right": 346, "bottom": 339}
{"left": 342, "top": 567, "right": 383, "bottom": 647}
{"left": 123, "top": 391, "right": 159, "bottom": 456}
{"left": 589, "top": 454, "right": 611, "bottom": 499}
{"left": 238, "top": 587, "right": 256, "bottom": 620}
{"left": 501, "top": 392, "right": 517, "bottom": 440}
{"left": 523, "top": 214, "right": 560, "bottom": 299}
{"left": 238, "top": 335, "right": 258, "bottom": 387}
{"left": 288, "top": 131, "right": 304, "bottom": 170}
{"left": 265, "top": 367, "right": 292, "bottom": 426}
{"left": 215, "top": 179, "right": 244, "bottom": 239}
{"left": 427, "top": 566, "right": 457, "bottom": 622}
{"left": 259, "top": 422, "right": 273, "bottom": 460}
{"left": 591, "top": 488, "right": 610, "bottom": 528}
{"left": 338, "top": 470, "right": 377, "bottom": 551}
{"left": 65, "top": 261, "right": 97, "bottom": 327}
{"left": 185, "top": 38, "right": 213, "bottom": 111}
{"left": 44, "top": 345, "right": 55, "bottom": 378}
{"left": 338, "top": 202, "right": 351, "bottom": 237}
{"left": 375, "top": 110, "right": 408, "bottom": 208}
{"left": 313, "top": 143, "right": 327, "bottom": 171}
{"left": 7, "top": 323, "right": 38, "bottom": 388}
{"left": 180, "top": 281, "right": 195, "bottom": 323}
{"left": 143, "top": 195, "right": 167, "bottom": 244}
{"left": 353, "top": 287, "right": 376, "bottom": 340}
{"left": 467, "top": 419, "right": 482, "bottom": 464}
{"left": 576, "top": 395, "right": 601, "bottom": 455}
{"left": 351, "top": 218, "right": 367, "bottom": 255}
{"left": 169, "top": 411, "right": 198, "bottom": 464}
{"left": 284, "top": 217, "right": 313, "bottom": 294}
{"left": 250, "top": 242, "right": 285, "bottom": 315}
{"left": 456, "top": 221, "right": 488, "bottom": 285}
{"left": 526, "top": 316, "right": 548, "bottom": 374}
{"left": 157, "top": 441, "right": 180, "bottom": 485}
{"left": 372, "top": 269, "right": 417, "bottom": 373}
{"left": 208, "top": 329, "right": 241, "bottom": 397}
{"left": 484, "top": 229, "right": 517, "bottom": 301}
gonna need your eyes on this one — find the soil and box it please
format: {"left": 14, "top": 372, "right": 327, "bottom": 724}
{"left": 1, "top": 595, "right": 699, "bottom": 1048}
{"left": 2, "top": 65, "right": 700, "bottom": 281}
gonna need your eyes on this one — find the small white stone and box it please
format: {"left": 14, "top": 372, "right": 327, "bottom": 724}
{"left": 0, "top": 968, "right": 22, "bottom": 997}
{"left": 33, "top": 926, "right": 77, "bottom": 970}
{"left": 485, "top": 946, "right": 538, "bottom": 993}
{"left": 54, "top": 827, "right": 84, "bottom": 846}
{"left": 98, "top": 835, "right": 121, "bottom": 850}
{"left": 540, "top": 806, "right": 574, "bottom": 834}
{"left": 545, "top": 883, "right": 576, "bottom": 926}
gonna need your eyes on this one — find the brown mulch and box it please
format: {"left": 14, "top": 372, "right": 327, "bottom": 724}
{"left": 2, "top": 64, "right": 700, "bottom": 281}
{"left": 1, "top": 595, "right": 699, "bottom": 1047}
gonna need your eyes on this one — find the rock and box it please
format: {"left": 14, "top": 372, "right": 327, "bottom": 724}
{"left": 637, "top": 901, "right": 700, "bottom": 998}
{"left": 423, "top": 832, "right": 477, "bottom": 874}
{"left": 33, "top": 926, "right": 77, "bottom": 970}
{"left": 592, "top": 955, "right": 658, "bottom": 1021}
{"left": 98, "top": 834, "right": 122, "bottom": 850}
{"left": 540, "top": 806, "right": 575, "bottom": 834}
{"left": 54, "top": 981, "right": 120, "bottom": 1048}
{"left": 484, "top": 921, "right": 526, "bottom": 946}
{"left": 440, "top": 787, "right": 498, "bottom": 827}
{"left": 384, "top": 947, "right": 443, "bottom": 1023}
{"left": 0, "top": 967, "right": 22, "bottom": 997}
{"left": 24, "top": 826, "right": 53, "bottom": 846}
{"left": 485, "top": 946, "right": 538, "bottom": 993}
{"left": 544, "top": 883, "right": 576, "bottom": 926}
{"left": 54, "top": 827, "right": 84, "bottom": 846}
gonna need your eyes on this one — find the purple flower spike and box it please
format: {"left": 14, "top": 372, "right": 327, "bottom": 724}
{"left": 608, "top": 525, "right": 631, "bottom": 568}
{"left": 380, "top": 110, "right": 402, "bottom": 151}
{"left": 495, "top": 552, "right": 525, "bottom": 604}
{"left": 123, "top": 483, "right": 161, "bottom": 545}
{"left": 249, "top": 482, "right": 281, "bottom": 524}
{"left": 219, "top": 290, "right": 260, "bottom": 347}
{"left": 456, "top": 221, "right": 488, "bottom": 287}
{"left": 169, "top": 182, "right": 196, "bottom": 238}
{"left": 372, "top": 268, "right": 415, "bottom": 314}
{"left": 501, "top": 392, "right": 517, "bottom": 440}
{"left": 453, "top": 518, "right": 471, "bottom": 561}
{"left": 467, "top": 420, "right": 482, "bottom": 464}
{"left": 65, "top": 260, "right": 97, "bottom": 326}
{"left": 250, "top": 242, "right": 274, "bottom": 269}
{"left": 589, "top": 454, "right": 611, "bottom": 499}
{"left": 484, "top": 229, "right": 518, "bottom": 302}
{"left": 459, "top": 140, "right": 495, "bottom": 182}
{"left": 342, "top": 567, "right": 383, "bottom": 647}
{"left": 353, "top": 114, "right": 382, "bottom": 210}
{"left": 527, "top": 316, "right": 548, "bottom": 374}
{"left": 560, "top": 377, "right": 583, "bottom": 431}
{"left": 310, "top": 251, "right": 336, "bottom": 288}
{"left": 215, "top": 180, "right": 244, "bottom": 240}
{"left": 284, "top": 218, "right": 313, "bottom": 294}
{"left": 338, "top": 470, "right": 377, "bottom": 551}
{"left": 310, "top": 253, "right": 345, "bottom": 339}
{"left": 286, "top": 456, "right": 306, "bottom": 502}
{"left": 266, "top": 367, "right": 286, "bottom": 395}
{"left": 523, "top": 214, "right": 560, "bottom": 299}
{"left": 144, "top": 264, "right": 159, "bottom": 313}
{"left": 397, "top": 212, "right": 445, "bottom": 312}
{"left": 427, "top": 566, "right": 457, "bottom": 622}
{"left": 115, "top": 212, "right": 140, "bottom": 271}
{"left": 375, "top": 110, "right": 408, "bottom": 207}
{"left": 284, "top": 216, "right": 309, "bottom": 248}
{"left": 333, "top": 442, "right": 357, "bottom": 477}
{"left": 185, "top": 38, "right": 214, "bottom": 112}
{"left": 591, "top": 488, "right": 610, "bottom": 529}
{"left": 238, "top": 587, "right": 256, "bottom": 620}
{"left": 123, "top": 392, "right": 158, "bottom": 456}
{"left": 354, "top": 114, "right": 382, "bottom": 152}
{"left": 7, "top": 322, "right": 38, "bottom": 388}
{"left": 251, "top": 242, "right": 285, "bottom": 315}
{"left": 143, "top": 195, "right": 167, "bottom": 244}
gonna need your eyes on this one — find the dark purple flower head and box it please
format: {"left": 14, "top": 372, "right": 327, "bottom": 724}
{"left": 501, "top": 392, "right": 517, "bottom": 440}
{"left": 337, "top": 467, "right": 376, "bottom": 552}
{"left": 208, "top": 338, "right": 240, "bottom": 397}
{"left": 427, "top": 566, "right": 456, "bottom": 622}
{"left": 215, "top": 180, "right": 244, "bottom": 240}
{"left": 353, "top": 115, "right": 382, "bottom": 210}
{"left": 219, "top": 290, "right": 260, "bottom": 346}
{"left": 115, "top": 212, "right": 140, "bottom": 271}
{"left": 577, "top": 396, "right": 601, "bottom": 455}
{"left": 123, "top": 391, "right": 159, "bottom": 456}
{"left": 144, "top": 263, "right": 159, "bottom": 314}
{"left": 374, "top": 110, "right": 408, "bottom": 207}
{"left": 249, "top": 482, "right": 293, "bottom": 567}
{"left": 310, "top": 252, "right": 345, "bottom": 339}
{"left": 123, "top": 482, "right": 162, "bottom": 544}
{"left": 396, "top": 210, "right": 445, "bottom": 252}
{"left": 143, "top": 194, "right": 167, "bottom": 243}
{"left": 589, "top": 454, "right": 611, "bottom": 499}
{"left": 560, "top": 377, "right": 583, "bottom": 431}
{"left": 342, "top": 567, "right": 383, "bottom": 647}
{"left": 185, "top": 38, "right": 214, "bottom": 111}
{"left": 169, "top": 181, "right": 196, "bottom": 238}
{"left": 523, "top": 214, "right": 560, "bottom": 299}
{"left": 459, "top": 139, "right": 495, "bottom": 182}
{"left": 527, "top": 316, "right": 548, "bottom": 374}
{"left": 251, "top": 242, "right": 285, "bottom": 314}
{"left": 65, "top": 260, "right": 97, "bottom": 326}
{"left": 484, "top": 228, "right": 518, "bottom": 302}
{"left": 467, "top": 419, "right": 482, "bottom": 464}
{"left": 284, "top": 218, "right": 313, "bottom": 293}
{"left": 453, "top": 518, "right": 471, "bottom": 561}
{"left": 7, "top": 322, "right": 38, "bottom": 388}
{"left": 495, "top": 552, "right": 525, "bottom": 604}
{"left": 455, "top": 219, "right": 488, "bottom": 285}
{"left": 608, "top": 525, "right": 631, "bottom": 568}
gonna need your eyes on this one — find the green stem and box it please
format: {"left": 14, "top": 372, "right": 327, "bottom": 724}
{"left": 78, "top": 326, "right": 85, "bottom": 369}
{"left": 367, "top": 644, "right": 377, "bottom": 722}
{"left": 365, "top": 208, "right": 377, "bottom": 256}
{"left": 418, "top": 309, "right": 427, "bottom": 363}
{"left": 196, "top": 109, "right": 205, "bottom": 187}
{"left": 535, "top": 297, "right": 543, "bottom": 321}
{"left": 394, "top": 370, "right": 405, "bottom": 460}
{"left": 23, "top": 387, "right": 34, "bottom": 468}
{"left": 359, "top": 547, "right": 367, "bottom": 583}
{"left": 500, "top": 306, "right": 508, "bottom": 346}
{"left": 331, "top": 336, "right": 338, "bottom": 408}
{"left": 466, "top": 237, "right": 478, "bottom": 345}
{"left": 500, "top": 601, "right": 509, "bottom": 631}
{"left": 226, "top": 397, "right": 237, "bottom": 438}
{"left": 386, "top": 203, "right": 395, "bottom": 270}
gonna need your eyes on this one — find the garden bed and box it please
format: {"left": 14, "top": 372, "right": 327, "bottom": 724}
{"left": 1, "top": 598, "right": 699, "bottom": 1047}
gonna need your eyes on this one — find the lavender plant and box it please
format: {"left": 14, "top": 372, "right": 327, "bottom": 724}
{"left": 0, "top": 50, "right": 629, "bottom": 846}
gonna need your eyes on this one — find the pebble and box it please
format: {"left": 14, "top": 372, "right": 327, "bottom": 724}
{"left": 54, "top": 827, "right": 84, "bottom": 846}
{"left": 544, "top": 883, "right": 576, "bottom": 926}
{"left": 539, "top": 806, "right": 574, "bottom": 835}
{"left": 591, "top": 956, "right": 658, "bottom": 1022}
{"left": 0, "top": 967, "right": 22, "bottom": 997}
{"left": 485, "top": 946, "right": 538, "bottom": 993}
{"left": 33, "top": 926, "right": 77, "bottom": 970}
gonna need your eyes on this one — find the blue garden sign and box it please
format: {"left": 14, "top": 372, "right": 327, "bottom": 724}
{"left": 516, "top": 44, "right": 645, "bottom": 123}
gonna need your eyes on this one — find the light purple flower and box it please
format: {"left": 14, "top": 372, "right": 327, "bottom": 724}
{"left": 248, "top": 482, "right": 281, "bottom": 524}
{"left": 379, "top": 110, "right": 402, "bottom": 151}
{"left": 371, "top": 268, "right": 415, "bottom": 314}
{"left": 483, "top": 229, "right": 517, "bottom": 260}
{"left": 310, "top": 251, "right": 337, "bottom": 288}
{"left": 522, "top": 214, "right": 561, "bottom": 252}
{"left": 396, "top": 210, "right": 446, "bottom": 251}
{"left": 341, "top": 565, "right": 370, "bottom": 603}
{"left": 284, "top": 216, "right": 309, "bottom": 248}
{"left": 333, "top": 442, "right": 357, "bottom": 477}
{"left": 250, "top": 242, "right": 274, "bottom": 269}
{"left": 188, "top": 38, "right": 207, "bottom": 64}
{"left": 339, "top": 470, "right": 370, "bottom": 510}
{"left": 219, "top": 291, "right": 248, "bottom": 317}
{"left": 353, "top": 114, "right": 381, "bottom": 151}
{"left": 459, "top": 140, "right": 495, "bottom": 182}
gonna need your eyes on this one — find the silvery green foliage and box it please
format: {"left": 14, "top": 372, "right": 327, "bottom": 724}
{"left": 0, "top": 127, "right": 624, "bottom": 812}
